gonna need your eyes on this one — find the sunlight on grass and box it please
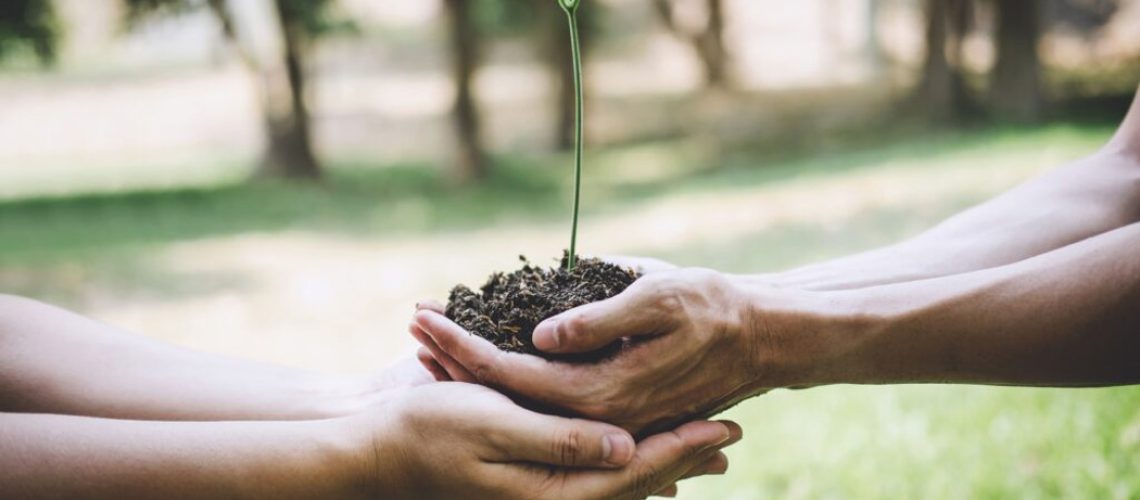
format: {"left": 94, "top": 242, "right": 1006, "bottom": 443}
{"left": 675, "top": 386, "right": 1140, "bottom": 500}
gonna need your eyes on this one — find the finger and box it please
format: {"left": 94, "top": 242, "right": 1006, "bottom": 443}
{"left": 416, "top": 347, "right": 451, "bottom": 382}
{"left": 679, "top": 451, "right": 729, "bottom": 479}
{"left": 572, "top": 419, "right": 736, "bottom": 500}
{"left": 532, "top": 278, "right": 676, "bottom": 353}
{"left": 483, "top": 407, "right": 636, "bottom": 468}
{"left": 653, "top": 483, "right": 678, "bottom": 497}
{"left": 413, "top": 310, "right": 570, "bottom": 399}
{"left": 415, "top": 299, "right": 446, "bottom": 314}
{"left": 409, "top": 323, "right": 477, "bottom": 383}
{"left": 718, "top": 420, "right": 744, "bottom": 447}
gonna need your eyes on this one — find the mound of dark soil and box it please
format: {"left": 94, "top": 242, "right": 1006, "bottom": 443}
{"left": 445, "top": 254, "right": 639, "bottom": 358}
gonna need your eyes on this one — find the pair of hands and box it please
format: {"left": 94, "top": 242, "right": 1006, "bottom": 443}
{"left": 390, "top": 256, "right": 799, "bottom": 497}
{"left": 410, "top": 257, "right": 777, "bottom": 435}
{"left": 359, "top": 312, "right": 743, "bottom": 499}
{"left": 355, "top": 381, "right": 740, "bottom": 499}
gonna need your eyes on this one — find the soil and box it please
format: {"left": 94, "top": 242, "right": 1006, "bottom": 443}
{"left": 446, "top": 254, "right": 640, "bottom": 359}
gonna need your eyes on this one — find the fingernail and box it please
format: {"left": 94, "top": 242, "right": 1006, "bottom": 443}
{"left": 707, "top": 427, "right": 732, "bottom": 449}
{"left": 718, "top": 421, "right": 743, "bottom": 446}
{"left": 603, "top": 433, "right": 634, "bottom": 465}
{"left": 705, "top": 460, "right": 728, "bottom": 475}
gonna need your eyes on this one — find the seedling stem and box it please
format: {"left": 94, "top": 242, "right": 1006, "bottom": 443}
{"left": 561, "top": 0, "right": 584, "bottom": 271}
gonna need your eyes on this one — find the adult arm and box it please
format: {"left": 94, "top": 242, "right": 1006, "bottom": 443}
{"left": 792, "top": 220, "right": 1140, "bottom": 387}
{"left": 758, "top": 88, "right": 1140, "bottom": 291}
{"left": 0, "top": 295, "right": 424, "bottom": 421}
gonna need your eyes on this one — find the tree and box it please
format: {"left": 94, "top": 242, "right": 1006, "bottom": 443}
{"left": 0, "top": 0, "right": 59, "bottom": 65}
{"left": 124, "top": 0, "right": 344, "bottom": 180}
{"left": 653, "top": 0, "right": 730, "bottom": 89}
{"left": 864, "top": 0, "right": 886, "bottom": 74}
{"left": 260, "top": 0, "right": 325, "bottom": 179}
{"left": 908, "top": 0, "right": 974, "bottom": 123}
{"left": 990, "top": 0, "right": 1043, "bottom": 122}
{"left": 443, "top": 0, "right": 487, "bottom": 182}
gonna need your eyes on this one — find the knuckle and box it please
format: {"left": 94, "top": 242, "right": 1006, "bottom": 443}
{"left": 471, "top": 355, "right": 501, "bottom": 387}
{"left": 554, "top": 427, "right": 586, "bottom": 465}
{"left": 639, "top": 274, "right": 685, "bottom": 315}
{"left": 563, "top": 312, "right": 589, "bottom": 340}
{"left": 652, "top": 287, "right": 684, "bottom": 315}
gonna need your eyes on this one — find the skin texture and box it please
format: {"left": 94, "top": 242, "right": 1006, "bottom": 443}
{"left": 0, "top": 294, "right": 406, "bottom": 421}
{"left": 413, "top": 85, "right": 1140, "bottom": 436}
{"left": 0, "top": 295, "right": 741, "bottom": 499}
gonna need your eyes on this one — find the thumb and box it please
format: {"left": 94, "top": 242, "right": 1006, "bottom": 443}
{"left": 533, "top": 278, "right": 676, "bottom": 354}
{"left": 488, "top": 410, "right": 636, "bottom": 469}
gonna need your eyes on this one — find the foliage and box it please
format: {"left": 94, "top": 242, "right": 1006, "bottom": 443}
{"left": 121, "top": 0, "right": 351, "bottom": 39}
{"left": 120, "top": 0, "right": 199, "bottom": 28}
{"left": 472, "top": 0, "right": 536, "bottom": 36}
{"left": 0, "top": 0, "right": 59, "bottom": 64}
{"left": 0, "top": 124, "right": 1113, "bottom": 262}
{"left": 275, "top": 0, "right": 355, "bottom": 39}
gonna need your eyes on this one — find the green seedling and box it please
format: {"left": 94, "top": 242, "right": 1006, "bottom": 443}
{"left": 559, "top": 0, "right": 584, "bottom": 270}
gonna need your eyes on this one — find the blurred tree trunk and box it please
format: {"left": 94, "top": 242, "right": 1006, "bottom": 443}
{"left": 695, "top": 0, "right": 727, "bottom": 87}
{"left": 990, "top": 0, "right": 1043, "bottom": 122}
{"left": 544, "top": 1, "right": 595, "bottom": 151}
{"left": 206, "top": 0, "right": 321, "bottom": 180}
{"left": 654, "top": 0, "right": 730, "bottom": 88}
{"left": 260, "top": 0, "right": 321, "bottom": 180}
{"left": 912, "top": 0, "right": 971, "bottom": 123}
{"left": 865, "top": 0, "right": 885, "bottom": 74}
{"left": 444, "top": 0, "right": 486, "bottom": 181}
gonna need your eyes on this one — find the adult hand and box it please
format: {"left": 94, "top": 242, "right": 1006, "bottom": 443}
{"left": 412, "top": 267, "right": 784, "bottom": 435}
{"left": 362, "top": 382, "right": 741, "bottom": 499}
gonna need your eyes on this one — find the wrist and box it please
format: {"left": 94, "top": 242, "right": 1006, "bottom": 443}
{"left": 287, "top": 417, "right": 380, "bottom": 500}
{"left": 732, "top": 277, "right": 880, "bottom": 389}
{"left": 332, "top": 392, "right": 412, "bottom": 498}
{"left": 304, "top": 375, "right": 391, "bottom": 419}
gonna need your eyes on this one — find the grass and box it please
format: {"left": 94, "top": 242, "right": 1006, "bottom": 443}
{"left": 0, "top": 122, "right": 1113, "bottom": 263}
{"left": 1, "top": 121, "right": 1137, "bottom": 499}
{"left": 694, "top": 385, "right": 1140, "bottom": 500}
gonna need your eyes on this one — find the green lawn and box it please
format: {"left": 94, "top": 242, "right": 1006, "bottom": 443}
{"left": 693, "top": 385, "right": 1140, "bottom": 499}
{"left": 1, "top": 122, "right": 1137, "bottom": 499}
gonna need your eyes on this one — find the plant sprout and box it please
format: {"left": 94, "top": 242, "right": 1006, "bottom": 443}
{"left": 559, "top": 0, "right": 584, "bottom": 271}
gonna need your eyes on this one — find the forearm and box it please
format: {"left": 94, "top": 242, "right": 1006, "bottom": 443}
{"left": 0, "top": 412, "right": 366, "bottom": 499}
{"left": 759, "top": 147, "right": 1140, "bottom": 291}
{"left": 0, "top": 296, "right": 383, "bottom": 420}
{"left": 767, "top": 222, "right": 1140, "bottom": 388}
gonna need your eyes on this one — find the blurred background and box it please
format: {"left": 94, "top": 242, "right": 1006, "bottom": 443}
{"left": 2, "top": 0, "right": 1139, "bottom": 497}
